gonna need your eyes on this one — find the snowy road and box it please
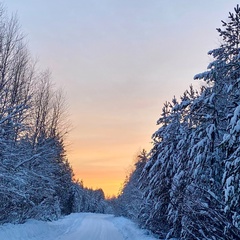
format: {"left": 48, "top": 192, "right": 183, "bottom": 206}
{"left": 0, "top": 213, "right": 157, "bottom": 240}
{"left": 58, "top": 214, "right": 124, "bottom": 240}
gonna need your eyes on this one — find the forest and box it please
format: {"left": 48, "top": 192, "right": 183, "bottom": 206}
{"left": 113, "top": 5, "right": 240, "bottom": 239}
{"left": 1, "top": 3, "right": 240, "bottom": 240}
{"left": 0, "top": 4, "right": 107, "bottom": 224}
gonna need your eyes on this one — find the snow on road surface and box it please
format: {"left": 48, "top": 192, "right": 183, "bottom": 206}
{"left": 0, "top": 213, "right": 157, "bottom": 240}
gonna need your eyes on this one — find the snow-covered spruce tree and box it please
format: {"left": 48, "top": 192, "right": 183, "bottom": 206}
{"left": 138, "top": 101, "right": 173, "bottom": 237}
{"left": 114, "top": 149, "right": 148, "bottom": 221}
{"left": 178, "top": 85, "right": 229, "bottom": 239}
{"left": 165, "top": 88, "right": 199, "bottom": 239}
{"left": 137, "top": 87, "right": 200, "bottom": 239}
{"left": 137, "top": 93, "right": 191, "bottom": 238}
{"left": 194, "top": 4, "right": 240, "bottom": 234}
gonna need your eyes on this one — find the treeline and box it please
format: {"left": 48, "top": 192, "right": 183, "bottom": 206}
{"left": 114, "top": 5, "right": 240, "bottom": 240}
{"left": 0, "top": 5, "right": 109, "bottom": 224}
{"left": 72, "top": 181, "right": 112, "bottom": 214}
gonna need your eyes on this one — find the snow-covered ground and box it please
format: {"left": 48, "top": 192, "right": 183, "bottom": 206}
{"left": 0, "top": 213, "right": 157, "bottom": 240}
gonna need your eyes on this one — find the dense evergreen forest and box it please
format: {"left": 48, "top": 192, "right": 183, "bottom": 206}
{"left": 1, "top": 3, "right": 240, "bottom": 240}
{"left": 115, "top": 5, "right": 240, "bottom": 240}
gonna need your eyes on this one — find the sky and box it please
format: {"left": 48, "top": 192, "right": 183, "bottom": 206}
{"left": 5, "top": 0, "right": 240, "bottom": 197}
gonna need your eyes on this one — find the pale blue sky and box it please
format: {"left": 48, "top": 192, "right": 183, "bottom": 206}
{"left": 5, "top": 0, "right": 240, "bottom": 195}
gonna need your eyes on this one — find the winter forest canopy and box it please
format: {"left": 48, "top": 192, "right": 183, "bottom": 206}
{"left": 113, "top": 5, "right": 240, "bottom": 239}
{"left": 1, "top": 3, "right": 240, "bottom": 240}
{"left": 0, "top": 4, "right": 108, "bottom": 224}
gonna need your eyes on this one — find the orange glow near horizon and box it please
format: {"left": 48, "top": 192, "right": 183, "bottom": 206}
{"left": 63, "top": 104, "right": 158, "bottom": 197}
{"left": 67, "top": 130, "right": 154, "bottom": 197}
{"left": 74, "top": 170, "right": 125, "bottom": 198}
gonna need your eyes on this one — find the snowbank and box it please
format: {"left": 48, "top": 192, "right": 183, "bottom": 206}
{"left": 0, "top": 213, "right": 86, "bottom": 240}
